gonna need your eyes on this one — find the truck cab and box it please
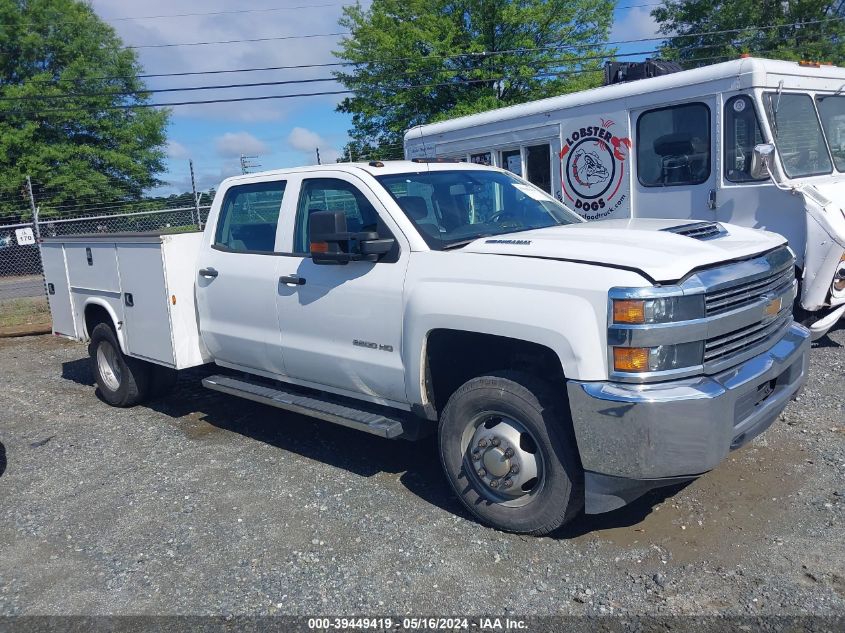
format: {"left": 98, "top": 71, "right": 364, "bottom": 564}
{"left": 41, "top": 161, "right": 810, "bottom": 535}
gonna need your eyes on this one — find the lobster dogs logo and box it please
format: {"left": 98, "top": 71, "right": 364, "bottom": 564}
{"left": 560, "top": 118, "right": 632, "bottom": 219}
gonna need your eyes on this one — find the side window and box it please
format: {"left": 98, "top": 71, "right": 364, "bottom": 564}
{"left": 213, "top": 181, "right": 286, "bottom": 253}
{"left": 637, "top": 102, "right": 711, "bottom": 186}
{"left": 500, "top": 149, "right": 522, "bottom": 176}
{"left": 724, "top": 95, "right": 766, "bottom": 182}
{"left": 525, "top": 144, "right": 552, "bottom": 193}
{"left": 293, "top": 178, "right": 381, "bottom": 254}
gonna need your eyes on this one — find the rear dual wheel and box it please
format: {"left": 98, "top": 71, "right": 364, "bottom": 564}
{"left": 89, "top": 323, "right": 176, "bottom": 407}
{"left": 438, "top": 371, "right": 583, "bottom": 535}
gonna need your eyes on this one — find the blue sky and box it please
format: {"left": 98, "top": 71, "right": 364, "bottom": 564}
{"left": 90, "top": 0, "right": 662, "bottom": 195}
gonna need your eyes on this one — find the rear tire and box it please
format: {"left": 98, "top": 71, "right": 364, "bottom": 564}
{"left": 438, "top": 370, "right": 583, "bottom": 535}
{"left": 88, "top": 323, "right": 151, "bottom": 407}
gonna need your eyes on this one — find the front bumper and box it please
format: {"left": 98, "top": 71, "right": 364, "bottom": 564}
{"left": 566, "top": 322, "right": 810, "bottom": 513}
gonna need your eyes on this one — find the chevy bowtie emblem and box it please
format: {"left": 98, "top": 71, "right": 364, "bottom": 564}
{"left": 763, "top": 295, "right": 782, "bottom": 318}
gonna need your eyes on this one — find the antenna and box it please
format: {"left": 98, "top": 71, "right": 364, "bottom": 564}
{"left": 240, "top": 153, "right": 261, "bottom": 174}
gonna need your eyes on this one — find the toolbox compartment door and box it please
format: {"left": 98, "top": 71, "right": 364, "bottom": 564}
{"left": 116, "top": 243, "right": 175, "bottom": 366}
{"left": 40, "top": 242, "right": 76, "bottom": 337}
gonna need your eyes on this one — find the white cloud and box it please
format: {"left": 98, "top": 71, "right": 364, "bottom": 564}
{"left": 214, "top": 132, "right": 270, "bottom": 157}
{"left": 286, "top": 126, "right": 340, "bottom": 164}
{"left": 89, "top": 0, "right": 362, "bottom": 122}
{"left": 288, "top": 126, "right": 322, "bottom": 152}
{"left": 611, "top": 6, "right": 660, "bottom": 42}
{"left": 166, "top": 140, "right": 190, "bottom": 159}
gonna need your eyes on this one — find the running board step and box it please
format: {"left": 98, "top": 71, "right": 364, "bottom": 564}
{"left": 202, "top": 374, "right": 406, "bottom": 439}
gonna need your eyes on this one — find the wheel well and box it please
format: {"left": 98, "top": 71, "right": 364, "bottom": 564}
{"left": 84, "top": 304, "right": 114, "bottom": 339}
{"left": 424, "top": 329, "right": 564, "bottom": 413}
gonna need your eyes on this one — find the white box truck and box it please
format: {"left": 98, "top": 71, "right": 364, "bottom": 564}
{"left": 41, "top": 160, "right": 809, "bottom": 535}
{"left": 404, "top": 57, "right": 845, "bottom": 339}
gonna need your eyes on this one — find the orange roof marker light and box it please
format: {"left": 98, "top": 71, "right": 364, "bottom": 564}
{"left": 799, "top": 60, "right": 822, "bottom": 68}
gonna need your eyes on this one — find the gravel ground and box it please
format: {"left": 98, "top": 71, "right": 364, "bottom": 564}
{"left": 0, "top": 327, "right": 843, "bottom": 616}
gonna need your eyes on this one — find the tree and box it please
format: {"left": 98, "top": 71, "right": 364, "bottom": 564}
{"left": 334, "top": 0, "right": 615, "bottom": 160}
{"left": 0, "top": 0, "right": 169, "bottom": 218}
{"left": 652, "top": 0, "right": 845, "bottom": 68}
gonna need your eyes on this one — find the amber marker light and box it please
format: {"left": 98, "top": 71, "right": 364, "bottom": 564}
{"left": 613, "top": 299, "right": 646, "bottom": 324}
{"left": 613, "top": 347, "right": 650, "bottom": 372}
{"left": 310, "top": 242, "right": 329, "bottom": 253}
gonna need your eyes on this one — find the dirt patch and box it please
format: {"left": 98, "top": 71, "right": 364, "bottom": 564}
{"left": 582, "top": 442, "right": 807, "bottom": 564}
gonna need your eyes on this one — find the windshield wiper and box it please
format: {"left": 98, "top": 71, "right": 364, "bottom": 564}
{"left": 441, "top": 234, "right": 492, "bottom": 250}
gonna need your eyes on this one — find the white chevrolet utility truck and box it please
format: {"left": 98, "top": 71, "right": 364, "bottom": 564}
{"left": 41, "top": 160, "right": 810, "bottom": 535}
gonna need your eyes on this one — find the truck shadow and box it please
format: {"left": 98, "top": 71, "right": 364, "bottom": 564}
{"left": 61, "top": 357, "right": 690, "bottom": 539}
{"left": 0, "top": 441, "right": 6, "bottom": 478}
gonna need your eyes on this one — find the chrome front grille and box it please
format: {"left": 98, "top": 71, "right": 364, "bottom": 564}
{"left": 705, "top": 264, "right": 794, "bottom": 316}
{"left": 705, "top": 312, "right": 791, "bottom": 364}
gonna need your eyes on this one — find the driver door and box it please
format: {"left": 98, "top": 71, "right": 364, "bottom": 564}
{"left": 274, "top": 174, "right": 409, "bottom": 405}
{"left": 631, "top": 98, "right": 717, "bottom": 220}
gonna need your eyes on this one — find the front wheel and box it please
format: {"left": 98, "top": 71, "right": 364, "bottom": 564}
{"left": 438, "top": 371, "right": 583, "bottom": 535}
{"left": 89, "top": 323, "right": 151, "bottom": 407}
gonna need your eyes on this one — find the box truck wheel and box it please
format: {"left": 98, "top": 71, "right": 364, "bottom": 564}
{"left": 88, "top": 323, "right": 151, "bottom": 407}
{"left": 438, "top": 371, "right": 583, "bottom": 535}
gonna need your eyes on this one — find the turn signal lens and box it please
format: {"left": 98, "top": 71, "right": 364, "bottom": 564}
{"left": 613, "top": 347, "right": 649, "bottom": 372}
{"left": 310, "top": 241, "right": 329, "bottom": 253}
{"left": 613, "top": 299, "right": 645, "bottom": 324}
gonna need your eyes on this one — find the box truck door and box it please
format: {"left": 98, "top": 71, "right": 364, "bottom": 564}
{"left": 631, "top": 98, "right": 717, "bottom": 220}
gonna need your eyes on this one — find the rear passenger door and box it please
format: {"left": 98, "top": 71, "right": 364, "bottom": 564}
{"left": 195, "top": 179, "right": 288, "bottom": 376}
{"left": 632, "top": 98, "right": 717, "bottom": 220}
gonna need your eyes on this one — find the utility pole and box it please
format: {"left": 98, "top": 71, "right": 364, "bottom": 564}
{"left": 316, "top": 147, "right": 321, "bottom": 165}
{"left": 25, "top": 175, "right": 40, "bottom": 240}
{"left": 240, "top": 153, "right": 261, "bottom": 174}
{"left": 189, "top": 159, "right": 203, "bottom": 231}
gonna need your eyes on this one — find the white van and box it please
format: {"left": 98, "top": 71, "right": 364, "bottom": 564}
{"left": 404, "top": 57, "right": 845, "bottom": 338}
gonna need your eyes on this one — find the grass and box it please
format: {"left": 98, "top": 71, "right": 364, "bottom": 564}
{"left": 0, "top": 295, "right": 51, "bottom": 334}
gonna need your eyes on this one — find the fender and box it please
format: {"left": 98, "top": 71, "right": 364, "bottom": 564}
{"left": 799, "top": 185, "right": 845, "bottom": 310}
{"left": 82, "top": 297, "right": 128, "bottom": 353}
{"left": 400, "top": 252, "right": 650, "bottom": 407}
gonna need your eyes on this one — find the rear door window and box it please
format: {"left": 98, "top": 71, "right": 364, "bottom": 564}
{"left": 214, "top": 181, "right": 286, "bottom": 253}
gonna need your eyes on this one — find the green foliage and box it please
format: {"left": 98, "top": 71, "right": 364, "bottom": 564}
{"left": 0, "top": 0, "right": 169, "bottom": 218}
{"left": 652, "top": 0, "right": 845, "bottom": 68}
{"left": 334, "top": 0, "right": 615, "bottom": 160}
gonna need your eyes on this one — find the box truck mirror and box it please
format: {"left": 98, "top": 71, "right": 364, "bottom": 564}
{"left": 751, "top": 143, "right": 776, "bottom": 180}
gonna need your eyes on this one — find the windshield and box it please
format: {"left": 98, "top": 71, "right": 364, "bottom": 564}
{"left": 765, "top": 92, "right": 832, "bottom": 178}
{"left": 816, "top": 95, "right": 845, "bottom": 172}
{"left": 375, "top": 169, "right": 583, "bottom": 250}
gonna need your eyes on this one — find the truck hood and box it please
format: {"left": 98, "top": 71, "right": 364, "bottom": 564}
{"left": 460, "top": 218, "right": 787, "bottom": 282}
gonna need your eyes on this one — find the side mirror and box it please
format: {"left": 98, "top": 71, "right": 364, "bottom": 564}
{"left": 308, "top": 210, "right": 395, "bottom": 265}
{"left": 751, "top": 143, "right": 776, "bottom": 180}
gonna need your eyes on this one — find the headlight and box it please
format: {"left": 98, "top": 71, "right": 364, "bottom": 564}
{"left": 613, "top": 342, "right": 704, "bottom": 373}
{"left": 612, "top": 296, "right": 703, "bottom": 324}
{"left": 834, "top": 253, "right": 845, "bottom": 292}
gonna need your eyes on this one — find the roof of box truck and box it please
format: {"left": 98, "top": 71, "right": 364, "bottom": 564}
{"left": 404, "top": 57, "right": 845, "bottom": 141}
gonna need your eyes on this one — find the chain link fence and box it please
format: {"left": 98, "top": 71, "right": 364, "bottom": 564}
{"left": 0, "top": 173, "right": 212, "bottom": 332}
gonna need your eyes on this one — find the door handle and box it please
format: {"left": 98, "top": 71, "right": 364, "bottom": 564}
{"left": 279, "top": 274, "right": 306, "bottom": 286}
{"left": 199, "top": 267, "right": 218, "bottom": 278}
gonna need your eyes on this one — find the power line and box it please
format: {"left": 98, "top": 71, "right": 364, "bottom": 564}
{"left": 16, "top": 14, "right": 844, "bottom": 89}
{"left": 0, "top": 49, "right": 662, "bottom": 102}
{"left": 14, "top": 51, "right": 744, "bottom": 116}
{"left": 125, "top": 31, "right": 349, "bottom": 50}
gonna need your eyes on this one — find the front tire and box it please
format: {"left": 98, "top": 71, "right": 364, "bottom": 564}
{"left": 88, "top": 323, "right": 151, "bottom": 407}
{"left": 438, "top": 371, "right": 583, "bottom": 535}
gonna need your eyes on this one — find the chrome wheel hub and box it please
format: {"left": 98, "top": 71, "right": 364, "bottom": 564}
{"left": 463, "top": 414, "right": 543, "bottom": 506}
{"left": 96, "top": 341, "right": 122, "bottom": 392}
